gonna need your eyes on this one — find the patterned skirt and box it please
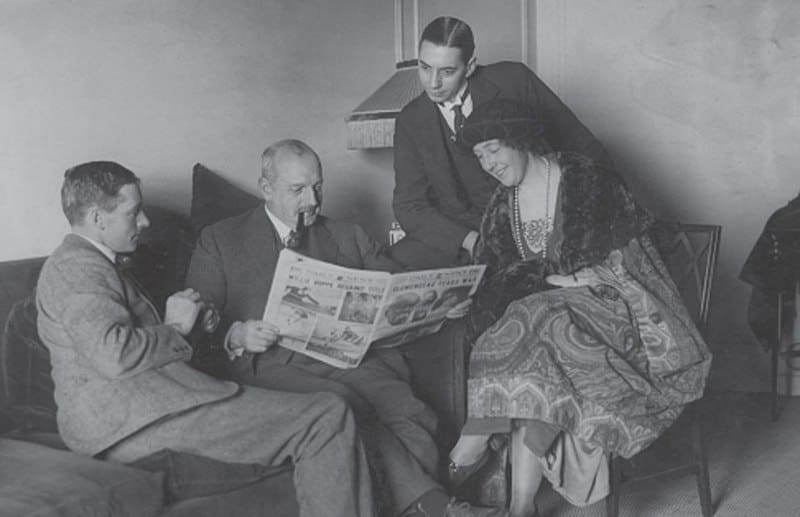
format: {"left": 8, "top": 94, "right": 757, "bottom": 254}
{"left": 466, "top": 238, "right": 711, "bottom": 459}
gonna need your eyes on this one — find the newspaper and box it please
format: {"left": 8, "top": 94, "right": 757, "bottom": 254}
{"left": 262, "top": 249, "right": 486, "bottom": 369}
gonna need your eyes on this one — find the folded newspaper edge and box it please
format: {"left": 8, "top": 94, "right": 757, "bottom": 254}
{"left": 262, "top": 249, "right": 486, "bottom": 369}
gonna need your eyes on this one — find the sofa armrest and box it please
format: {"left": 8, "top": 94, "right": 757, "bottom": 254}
{"left": 0, "top": 437, "right": 165, "bottom": 517}
{"left": 0, "top": 257, "right": 45, "bottom": 345}
{"left": 1, "top": 292, "right": 58, "bottom": 433}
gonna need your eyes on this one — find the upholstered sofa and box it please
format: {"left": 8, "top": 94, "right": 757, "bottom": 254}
{"left": 0, "top": 164, "right": 465, "bottom": 516}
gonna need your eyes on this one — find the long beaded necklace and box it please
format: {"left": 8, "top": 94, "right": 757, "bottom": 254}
{"left": 512, "top": 156, "right": 551, "bottom": 260}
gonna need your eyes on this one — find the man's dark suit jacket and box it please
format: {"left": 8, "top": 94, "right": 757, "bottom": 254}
{"left": 185, "top": 206, "right": 399, "bottom": 365}
{"left": 393, "top": 61, "right": 612, "bottom": 265}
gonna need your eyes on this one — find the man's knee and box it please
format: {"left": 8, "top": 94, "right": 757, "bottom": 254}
{"left": 308, "top": 392, "right": 356, "bottom": 433}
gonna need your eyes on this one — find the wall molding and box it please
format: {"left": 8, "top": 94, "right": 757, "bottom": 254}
{"left": 533, "top": 0, "right": 566, "bottom": 93}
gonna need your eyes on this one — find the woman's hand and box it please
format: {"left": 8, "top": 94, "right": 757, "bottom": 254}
{"left": 546, "top": 267, "right": 601, "bottom": 288}
{"left": 445, "top": 298, "right": 473, "bottom": 319}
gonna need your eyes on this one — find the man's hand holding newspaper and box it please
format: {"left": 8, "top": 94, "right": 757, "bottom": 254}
{"left": 261, "top": 249, "right": 485, "bottom": 368}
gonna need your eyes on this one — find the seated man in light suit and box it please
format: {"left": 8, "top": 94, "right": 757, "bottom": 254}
{"left": 36, "top": 161, "right": 374, "bottom": 517}
{"left": 186, "top": 139, "right": 502, "bottom": 517}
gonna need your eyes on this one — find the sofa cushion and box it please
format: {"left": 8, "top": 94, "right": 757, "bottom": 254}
{"left": 0, "top": 292, "right": 57, "bottom": 433}
{"left": 0, "top": 437, "right": 164, "bottom": 517}
{"left": 191, "top": 163, "right": 261, "bottom": 232}
{"left": 130, "top": 206, "right": 197, "bottom": 311}
{"left": 188, "top": 164, "right": 262, "bottom": 377}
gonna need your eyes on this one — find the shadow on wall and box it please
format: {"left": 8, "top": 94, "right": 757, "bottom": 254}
{"left": 325, "top": 148, "right": 396, "bottom": 244}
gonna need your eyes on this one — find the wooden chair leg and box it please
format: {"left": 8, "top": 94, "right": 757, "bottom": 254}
{"left": 451, "top": 321, "right": 468, "bottom": 429}
{"left": 691, "top": 403, "right": 714, "bottom": 516}
{"left": 605, "top": 454, "right": 622, "bottom": 517}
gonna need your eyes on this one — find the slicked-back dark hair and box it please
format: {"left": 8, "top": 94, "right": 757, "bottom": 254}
{"left": 419, "top": 16, "right": 475, "bottom": 63}
{"left": 61, "top": 161, "right": 140, "bottom": 225}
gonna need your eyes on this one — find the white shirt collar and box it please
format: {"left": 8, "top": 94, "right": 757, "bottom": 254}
{"left": 436, "top": 82, "right": 472, "bottom": 134}
{"left": 264, "top": 205, "right": 292, "bottom": 243}
{"left": 74, "top": 232, "right": 117, "bottom": 264}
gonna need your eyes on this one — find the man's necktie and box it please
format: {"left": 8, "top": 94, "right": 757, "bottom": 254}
{"left": 284, "top": 230, "right": 302, "bottom": 250}
{"left": 114, "top": 253, "right": 158, "bottom": 313}
{"left": 284, "top": 212, "right": 305, "bottom": 249}
{"left": 115, "top": 253, "right": 132, "bottom": 269}
{"left": 452, "top": 104, "right": 465, "bottom": 136}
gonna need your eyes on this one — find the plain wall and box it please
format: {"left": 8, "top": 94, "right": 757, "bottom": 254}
{"left": 0, "top": 0, "right": 527, "bottom": 264}
{"left": 536, "top": 0, "right": 800, "bottom": 390}
{"left": 1, "top": 0, "right": 401, "bottom": 261}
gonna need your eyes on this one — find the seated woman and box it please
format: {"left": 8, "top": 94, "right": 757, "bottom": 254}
{"left": 448, "top": 99, "right": 712, "bottom": 517}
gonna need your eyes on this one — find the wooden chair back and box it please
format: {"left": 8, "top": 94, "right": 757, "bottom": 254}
{"left": 653, "top": 223, "right": 722, "bottom": 332}
{"left": 608, "top": 222, "right": 722, "bottom": 517}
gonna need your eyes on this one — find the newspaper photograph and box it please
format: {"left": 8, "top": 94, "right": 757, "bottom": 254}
{"left": 262, "top": 249, "right": 485, "bottom": 368}
{"left": 369, "top": 266, "right": 486, "bottom": 347}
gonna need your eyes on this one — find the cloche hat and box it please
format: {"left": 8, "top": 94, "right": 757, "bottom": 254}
{"left": 457, "top": 98, "right": 545, "bottom": 150}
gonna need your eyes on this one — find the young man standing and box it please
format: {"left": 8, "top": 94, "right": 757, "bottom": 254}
{"left": 392, "top": 16, "right": 612, "bottom": 269}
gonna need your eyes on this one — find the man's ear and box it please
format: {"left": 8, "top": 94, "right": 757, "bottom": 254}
{"left": 465, "top": 54, "right": 477, "bottom": 78}
{"left": 88, "top": 206, "right": 104, "bottom": 230}
{"left": 258, "top": 176, "right": 272, "bottom": 200}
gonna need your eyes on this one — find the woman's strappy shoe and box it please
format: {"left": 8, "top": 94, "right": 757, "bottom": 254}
{"left": 447, "top": 448, "right": 491, "bottom": 490}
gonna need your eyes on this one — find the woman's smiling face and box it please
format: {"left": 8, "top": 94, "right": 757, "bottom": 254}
{"left": 472, "top": 139, "right": 529, "bottom": 187}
